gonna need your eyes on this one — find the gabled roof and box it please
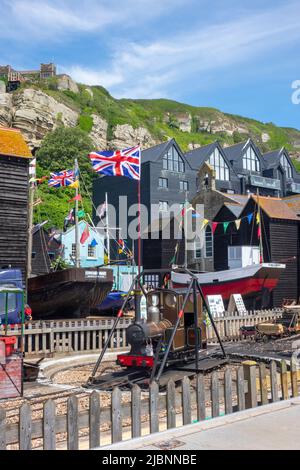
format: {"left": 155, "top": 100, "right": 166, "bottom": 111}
{"left": 262, "top": 147, "right": 290, "bottom": 171}
{"left": 283, "top": 194, "right": 300, "bottom": 216}
{"left": 250, "top": 195, "right": 299, "bottom": 221}
{"left": 223, "top": 138, "right": 263, "bottom": 168}
{"left": 0, "top": 127, "right": 32, "bottom": 158}
{"left": 141, "top": 140, "right": 172, "bottom": 163}
{"left": 224, "top": 193, "right": 249, "bottom": 205}
{"left": 223, "top": 203, "right": 244, "bottom": 218}
{"left": 184, "top": 142, "right": 218, "bottom": 170}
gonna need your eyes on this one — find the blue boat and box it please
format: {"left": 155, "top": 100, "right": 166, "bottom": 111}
{"left": 95, "top": 290, "right": 133, "bottom": 313}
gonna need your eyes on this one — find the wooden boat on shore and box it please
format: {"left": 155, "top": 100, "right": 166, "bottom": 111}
{"left": 28, "top": 267, "right": 113, "bottom": 318}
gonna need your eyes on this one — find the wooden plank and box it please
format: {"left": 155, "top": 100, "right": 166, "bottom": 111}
{"left": 0, "top": 407, "right": 6, "bottom": 450}
{"left": 224, "top": 367, "right": 233, "bottom": 414}
{"left": 43, "top": 399, "right": 56, "bottom": 450}
{"left": 19, "top": 403, "right": 32, "bottom": 450}
{"left": 237, "top": 366, "right": 245, "bottom": 411}
{"left": 67, "top": 395, "right": 79, "bottom": 450}
{"left": 182, "top": 376, "right": 191, "bottom": 425}
{"left": 150, "top": 382, "right": 159, "bottom": 434}
{"left": 167, "top": 380, "right": 176, "bottom": 429}
{"left": 243, "top": 361, "right": 257, "bottom": 409}
{"left": 131, "top": 385, "right": 141, "bottom": 438}
{"left": 89, "top": 391, "right": 100, "bottom": 449}
{"left": 270, "top": 361, "right": 279, "bottom": 402}
{"left": 196, "top": 374, "right": 206, "bottom": 421}
{"left": 259, "top": 363, "right": 268, "bottom": 406}
{"left": 291, "top": 358, "right": 299, "bottom": 398}
{"left": 211, "top": 371, "right": 220, "bottom": 418}
{"left": 112, "top": 387, "right": 122, "bottom": 443}
{"left": 280, "top": 360, "right": 289, "bottom": 401}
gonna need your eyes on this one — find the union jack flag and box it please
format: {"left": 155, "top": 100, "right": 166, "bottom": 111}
{"left": 88, "top": 146, "right": 141, "bottom": 180}
{"left": 48, "top": 169, "right": 75, "bottom": 188}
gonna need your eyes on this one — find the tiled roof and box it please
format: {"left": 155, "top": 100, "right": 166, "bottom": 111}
{"left": 141, "top": 140, "right": 171, "bottom": 163}
{"left": 0, "top": 127, "right": 32, "bottom": 158}
{"left": 251, "top": 195, "right": 300, "bottom": 221}
{"left": 223, "top": 141, "right": 249, "bottom": 162}
{"left": 283, "top": 194, "right": 300, "bottom": 216}
{"left": 224, "top": 203, "right": 244, "bottom": 218}
{"left": 184, "top": 142, "right": 217, "bottom": 170}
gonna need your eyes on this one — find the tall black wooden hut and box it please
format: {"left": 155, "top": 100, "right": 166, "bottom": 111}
{"left": 214, "top": 195, "right": 300, "bottom": 307}
{"left": 0, "top": 128, "right": 31, "bottom": 282}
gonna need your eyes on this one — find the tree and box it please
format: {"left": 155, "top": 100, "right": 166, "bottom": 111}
{"left": 35, "top": 127, "right": 95, "bottom": 228}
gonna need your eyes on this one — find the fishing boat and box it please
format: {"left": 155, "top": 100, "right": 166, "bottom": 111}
{"left": 28, "top": 267, "right": 113, "bottom": 318}
{"left": 171, "top": 262, "right": 285, "bottom": 307}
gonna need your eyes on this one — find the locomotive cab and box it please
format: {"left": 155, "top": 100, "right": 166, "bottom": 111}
{"left": 117, "top": 288, "right": 207, "bottom": 369}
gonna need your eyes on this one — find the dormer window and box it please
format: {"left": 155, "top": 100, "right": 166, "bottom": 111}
{"left": 280, "top": 154, "right": 293, "bottom": 179}
{"left": 208, "top": 148, "right": 229, "bottom": 181}
{"left": 163, "top": 146, "right": 185, "bottom": 172}
{"left": 242, "top": 147, "right": 260, "bottom": 172}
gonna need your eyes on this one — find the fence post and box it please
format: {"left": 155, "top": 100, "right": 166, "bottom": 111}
{"left": 0, "top": 407, "right": 6, "bottom": 450}
{"left": 131, "top": 385, "right": 141, "bottom": 438}
{"left": 19, "top": 402, "right": 32, "bottom": 450}
{"left": 43, "top": 399, "right": 56, "bottom": 450}
{"left": 270, "top": 361, "right": 279, "bottom": 402}
{"left": 196, "top": 374, "right": 206, "bottom": 421}
{"left": 211, "top": 371, "right": 220, "bottom": 418}
{"left": 259, "top": 363, "right": 268, "bottom": 406}
{"left": 150, "top": 382, "right": 159, "bottom": 434}
{"left": 237, "top": 366, "right": 245, "bottom": 411}
{"left": 243, "top": 361, "right": 257, "bottom": 409}
{"left": 182, "top": 376, "right": 191, "bottom": 425}
{"left": 280, "top": 360, "right": 289, "bottom": 401}
{"left": 112, "top": 387, "right": 122, "bottom": 443}
{"left": 291, "top": 357, "right": 299, "bottom": 398}
{"left": 167, "top": 380, "right": 176, "bottom": 429}
{"left": 224, "top": 368, "right": 233, "bottom": 414}
{"left": 67, "top": 395, "right": 79, "bottom": 450}
{"left": 89, "top": 391, "right": 101, "bottom": 449}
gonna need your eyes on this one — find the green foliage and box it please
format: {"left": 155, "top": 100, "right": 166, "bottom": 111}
{"left": 50, "top": 255, "right": 71, "bottom": 271}
{"left": 78, "top": 113, "right": 94, "bottom": 132}
{"left": 35, "top": 127, "right": 94, "bottom": 228}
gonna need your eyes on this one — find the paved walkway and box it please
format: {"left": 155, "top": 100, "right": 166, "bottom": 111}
{"left": 100, "top": 397, "right": 300, "bottom": 450}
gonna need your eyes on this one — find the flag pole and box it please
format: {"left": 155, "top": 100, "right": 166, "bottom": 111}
{"left": 138, "top": 177, "right": 141, "bottom": 276}
{"left": 75, "top": 159, "right": 80, "bottom": 268}
{"left": 105, "top": 192, "right": 110, "bottom": 264}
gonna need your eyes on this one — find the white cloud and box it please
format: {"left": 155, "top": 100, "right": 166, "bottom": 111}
{"left": 64, "top": 1, "right": 300, "bottom": 98}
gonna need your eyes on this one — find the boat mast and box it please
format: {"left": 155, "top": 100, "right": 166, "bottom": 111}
{"left": 257, "top": 189, "right": 264, "bottom": 263}
{"left": 105, "top": 192, "right": 110, "bottom": 263}
{"left": 74, "top": 159, "right": 80, "bottom": 268}
{"left": 27, "top": 180, "right": 35, "bottom": 279}
{"left": 184, "top": 191, "right": 188, "bottom": 268}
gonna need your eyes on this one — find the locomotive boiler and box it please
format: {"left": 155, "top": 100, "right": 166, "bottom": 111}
{"left": 117, "top": 288, "right": 208, "bottom": 369}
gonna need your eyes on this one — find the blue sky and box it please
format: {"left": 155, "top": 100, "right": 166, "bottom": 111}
{"left": 1, "top": 0, "right": 300, "bottom": 129}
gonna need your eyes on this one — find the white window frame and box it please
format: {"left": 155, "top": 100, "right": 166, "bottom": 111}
{"left": 205, "top": 225, "right": 213, "bottom": 258}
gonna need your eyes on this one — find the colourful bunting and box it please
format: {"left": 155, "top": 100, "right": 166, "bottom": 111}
{"left": 223, "top": 222, "right": 230, "bottom": 233}
{"left": 80, "top": 223, "right": 90, "bottom": 244}
{"left": 256, "top": 213, "right": 260, "bottom": 225}
{"left": 68, "top": 194, "right": 82, "bottom": 203}
{"left": 257, "top": 226, "right": 261, "bottom": 239}
{"left": 235, "top": 219, "right": 241, "bottom": 230}
{"left": 247, "top": 213, "right": 253, "bottom": 224}
{"left": 77, "top": 209, "right": 85, "bottom": 218}
{"left": 201, "top": 219, "right": 209, "bottom": 230}
{"left": 90, "top": 238, "right": 98, "bottom": 248}
{"left": 212, "top": 222, "right": 218, "bottom": 234}
{"left": 69, "top": 180, "right": 79, "bottom": 189}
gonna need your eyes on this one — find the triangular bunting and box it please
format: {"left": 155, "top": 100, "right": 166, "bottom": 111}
{"left": 223, "top": 222, "right": 230, "bottom": 233}
{"left": 201, "top": 219, "right": 209, "bottom": 230}
{"left": 212, "top": 222, "right": 218, "bottom": 234}
{"left": 247, "top": 213, "right": 253, "bottom": 224}
{"left": 256, "top": 213, "right": 260, "bottom": 225}
{"left": 235, "top": 219, "right": 241, "bottom": 230}
{"left": 257, "top": 226, "right": 261, "bottom": 239}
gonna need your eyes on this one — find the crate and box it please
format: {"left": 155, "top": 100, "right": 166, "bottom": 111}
{"left": 0, "top": 336, "right": 17, "bottom": 357}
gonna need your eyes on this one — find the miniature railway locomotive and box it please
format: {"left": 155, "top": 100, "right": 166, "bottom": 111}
{"left": 116, "top": 288, "right": 207, "bottom": 370}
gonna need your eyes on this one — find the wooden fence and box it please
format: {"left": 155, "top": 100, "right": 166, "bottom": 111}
{"left": 0, "top": 359, "right": 298, "bottom": 450}
{"left": 0, "top": 310, "right": 283, "bottom": 356}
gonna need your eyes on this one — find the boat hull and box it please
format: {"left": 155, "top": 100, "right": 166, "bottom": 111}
{"left": 28, "top": 267, "right": 113, "bottom": 319}
{"left": 172, "top": 263, "right": 285, "bottom": 307}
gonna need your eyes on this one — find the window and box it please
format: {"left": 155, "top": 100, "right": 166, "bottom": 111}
{"left": 159, "top": 201, "right": 168, "bottom": 212}
{"left": 242, "top": 147, "right": 260, "bottom": 172}
{"left": 194, "top": 239, "right": 202, "bottom": 259}
{"left": 208, "top": 148, "right": 229, "bottom": 181}
{"left": 159, "top": 177, "right": 168, "bottom": 188}
{"left": 88, "top": 245, "right": 97, "bottom": 258}
{"left": 162, "top": 146, "right": 185, "bottom": 172}
{"left": 205, "top": 226, "right": 213, "bottom": 258}
{"left": 0, "top": 290, "right": 17, "bottom": 315}
{"left": 280, "top": 154, "right": 293, "bottom": 179}
{"left": 179, "top": 180, "right": 189, "bottom": 192}
{"left": 72, "top": 244, "right": 76, "bottom": 257}
{"left": 144, "top": 274, "right": 160, "bottom": 288}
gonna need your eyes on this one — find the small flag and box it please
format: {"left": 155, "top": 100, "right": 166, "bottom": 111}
{"left": 77, "top": 209, "right": 85, "bottom": 218}
{"left": 90, "top": 238, "right": 98, "bottom": 248}
{"left": 256, "top": 213, "right": 260, "bottom": 225}
{"left": 223, "top": 222, "right": 230, "bottom": 233}
{"left": 69, "top": 180, "right": 79, "bottom": 189}
{"left": 201, "top": 219, "right": 209, "bottom": 230}
{"left": 68, "top": 194, "right": 82, "bottom": 203}
{"left": 235, "top": 219, "right": 241, "bottom": 230}
{"left": 97, "top": 201, "right": 107, "bottom": 220}
{"left": 48, "top": 170, "right": 74, "bottom": 188}
{"left": 64, "top": 208, "right": 75, "bottom": 231}
{"left": 37, "top": 176, "right": 48, "bottom": 184}
{"left": 247, "top": 213, "right": 253, "bottom": 224}
{"left": 257, "top": 226, "right": 261, "bottom": 239}
{"left": 118, "top": 239, "right": 125, "bottom": 254}
{"left": 80, "top": 223, "right": 90, "bottom": 244}
{"left": 212, "top": 222, "right": 218, "bottom": 234}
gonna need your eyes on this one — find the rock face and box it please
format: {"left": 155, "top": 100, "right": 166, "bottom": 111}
{"left": 0, "top": 92, "right": 13, "bottom": 127}
{"left": 197, "top": 118, "right": 248, "bottom": 136}
{"left": 8, "top": 89, "right": 79, "bottom": 148}
{"left": 111, "top": 124, "right": 157, "bottom": 149}
{"left": 175, "top": 113, "right": 192, "bottom": 132}
{"left": 262, "top": 132, "right": 270, "bottom": 143}
{"left": 0, "top": 81, "right": 6, "bottom": 94}
{"left": 57, "top": 74, "right": 79, "bottom": 94}
{"left": 89, "top": 114, "right": 108, "bottom": 148}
